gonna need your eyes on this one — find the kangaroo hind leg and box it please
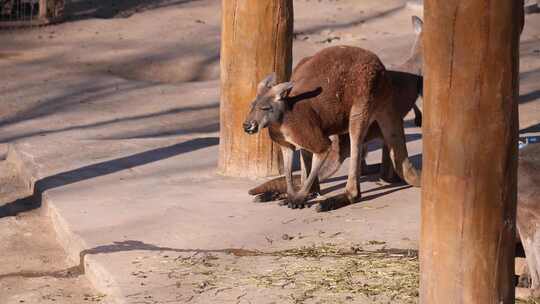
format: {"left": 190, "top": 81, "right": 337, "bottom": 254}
{"left": 375, "top": 107, "right": 421, "bottom": 187}
{"left": 345, "top": 107, "right": 372, "bottom": 203}
{"left": 300, "top": 149, "right": 321, "bottom": 195}
{"left": 285, "top": 150, "right": 330, "bottom": 209}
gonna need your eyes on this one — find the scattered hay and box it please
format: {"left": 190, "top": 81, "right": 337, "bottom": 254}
{"left": 252, "top": 244, "right": 419, "bottom": 303}
{"left": 171, "top": 253, "right": 221, "bottom": 294}
{"left": 518, "top": 298, "right": 540, "bottom": 304}
{"left": 166, "top": 244, "right": 419, "bottom": 303}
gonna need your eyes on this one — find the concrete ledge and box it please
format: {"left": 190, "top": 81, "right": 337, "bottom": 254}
{"left": 44, "top": 197, "right": 124, "bottom": 303}
{"left": 2, "top": 131, "right": 422, "bottom": 303}
{"left": 6, "top": 143, "right": 124, "bottom": 304}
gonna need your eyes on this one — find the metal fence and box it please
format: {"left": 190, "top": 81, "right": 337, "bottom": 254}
{"left": 0, "top": 0, "right": 64, "bottom": 27}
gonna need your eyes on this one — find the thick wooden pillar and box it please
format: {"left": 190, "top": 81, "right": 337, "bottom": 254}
{"left": 218, "top": 0, "right": 293, "bottom": 177}
{"left": 420, "top": 1, "right": 520, "bottom": 303}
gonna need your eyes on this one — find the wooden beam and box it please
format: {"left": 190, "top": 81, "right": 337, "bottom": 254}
{"left": 218, "top": 0, "right": 293, "bottom": 177}
{"left": 420, "top": 1, "right": 520, "bottom": 303}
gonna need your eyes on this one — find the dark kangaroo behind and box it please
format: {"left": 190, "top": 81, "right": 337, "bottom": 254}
{"left": 516, "top": 143, "right": 540, "bottom": 299}
{"left": 249, "top": 16, "right": 425, "bottom": 200}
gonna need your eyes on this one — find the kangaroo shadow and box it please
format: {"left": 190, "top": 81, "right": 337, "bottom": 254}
{"left": 0, "top": 137, "right": 219, "bottom": 218}
{"left": 315, "top": 152, "right": 422, "bottom": 212}
{"left": 316, "top": 183, "right": 413, "bottom": 212}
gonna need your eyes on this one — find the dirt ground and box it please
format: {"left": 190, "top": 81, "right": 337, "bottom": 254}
{"left": 0, "top": 0, "right": 539, "bottom": 303}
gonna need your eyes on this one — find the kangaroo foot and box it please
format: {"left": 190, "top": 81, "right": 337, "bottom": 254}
{"left": 253, "top": 191, "right": 287, "bottom": 203}
{"left": 280, "top": 196, "right": 308, "bottom": 209}
{"left": 279, "top": 192, "right": 318, "bottom": 209}
{"left": 316, "top": 194, "right": 351, "bottom": 212}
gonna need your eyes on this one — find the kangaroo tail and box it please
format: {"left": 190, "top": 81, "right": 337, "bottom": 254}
{"left": 248, "top": 175, "right": 301, "bottom": 195}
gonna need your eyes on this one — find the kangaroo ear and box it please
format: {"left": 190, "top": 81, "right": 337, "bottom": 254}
{"left": 257, "top": 73, "right": 277, "bottom": 94}
{"left": 271, "top": 82, "right": 294, "bottom": 100}
{"left": 412, "top": 16, "right": 423, "bottom": 34}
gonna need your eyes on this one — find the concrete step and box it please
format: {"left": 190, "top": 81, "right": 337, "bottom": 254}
{"left": 5, "top": 128, "right": 423, "bottom": 303}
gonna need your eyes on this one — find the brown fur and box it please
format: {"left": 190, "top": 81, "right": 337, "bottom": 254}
{"left": 249, "top": 17, "right": 425, "bottom": 198}
{"left": 244, "top": 44, "right": 422, "bottom": 209}
{"left": 272, "top": 46, "right": 390, "bottom": 142}
{"left": 516, "top": 143, "right": 540, "bottom": 299}
{"left": 249, "top": 175, "right": 302, "bottom": 196}
{"left": 319, "top": 15, "right": 425, "bottom": 181}
{"left": 249, "top": 71, "right": 422, "bottom": 197}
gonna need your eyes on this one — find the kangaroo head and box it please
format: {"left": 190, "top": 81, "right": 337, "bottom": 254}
{"left": 407, "top": 15, "right": 424, "bottom": 75}
{"left": 409, "top": 16, "right": 424, "bottom": 75}
{"left": 243, "top": 73, "right": 294, "bottom": 134}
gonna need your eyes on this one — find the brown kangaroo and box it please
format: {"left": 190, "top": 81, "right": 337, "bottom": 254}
{"left": 249, "top": 16, "right": 425, "bottom": 204}
{"left": 516, "top": 142, "right": 540, "bottom": 299}
{"left": 243, "top": 45, "right": 421, "bottom": 209}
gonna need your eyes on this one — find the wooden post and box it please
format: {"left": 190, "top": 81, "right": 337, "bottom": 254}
{"left": 218, "top": 0, "right": 293, "bottom": 177}
{"left": 39, "top": 0, "right": 47, "bottom": 19}
{"left": 420, "top": 1, "right": 520, "bottom": 303}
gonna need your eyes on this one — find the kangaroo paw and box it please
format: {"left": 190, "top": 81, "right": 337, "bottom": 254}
{"left": 282, "top": 197, "right": 307, "bottom": 209}
{"left": 282, "top": 193, "right": 319, "bottom": 209}
{"left": 278, "top": 192, "right": 318, "bottom": 208}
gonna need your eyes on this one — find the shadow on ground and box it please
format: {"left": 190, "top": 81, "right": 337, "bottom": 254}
{"left": 316, "top": 183, "right": 412, "bottom": 212}
{"left": 0, "top": 239, "right": 258, "bottom": 280}
{"left": 0, "top": 82, "right": 156, "bottom": 131}
{"left": 0, "top": 137, "right": 219, "bottom": 218}
{"left": 0, "top": 101, "right": 219, "bottom": 143}
{"left": 296, "top": 4, "right": 406, "bottom": 35}
{"left": 65, "top": 0, "right": 202, "bottom": 20}
{"left": 521, "top": 122, "right": 540, "bottom": 134}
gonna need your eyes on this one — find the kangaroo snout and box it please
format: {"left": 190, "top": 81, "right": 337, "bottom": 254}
{"left": 243, "top": 120, "right": 259, "bottom": 134}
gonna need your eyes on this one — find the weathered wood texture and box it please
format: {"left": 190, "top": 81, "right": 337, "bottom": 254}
{"left": 420, "top": 1, "right": 521, "bottom": 303}
{"left": 219, "top": 0, "right": 293, "bottom": 177}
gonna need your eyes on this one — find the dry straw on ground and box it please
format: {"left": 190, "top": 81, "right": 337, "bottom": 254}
{"left": 170, "top": 244, "right": 420, "bottom": 303}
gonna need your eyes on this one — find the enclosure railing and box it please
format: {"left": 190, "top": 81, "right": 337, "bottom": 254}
{"left": 0, "top": 0, "right": 64, "bottom": 28}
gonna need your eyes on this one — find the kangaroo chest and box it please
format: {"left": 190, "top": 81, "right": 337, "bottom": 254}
{"left": 269, "top": 125, "right": 303, "bottom": 149}
{"left": 269, "top": 114, "right": 335, "bottom": 154}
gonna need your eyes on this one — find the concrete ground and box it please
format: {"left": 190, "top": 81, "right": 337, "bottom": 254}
{"left": 0, "top": 0, "right": 539, "bottom": 303}
{"left": 0, "top": 161, "right": 105, "bottom": 304}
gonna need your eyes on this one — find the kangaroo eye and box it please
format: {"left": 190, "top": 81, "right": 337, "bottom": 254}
{"left": 260, "top": 106, "right": 273, "bottom": 111}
